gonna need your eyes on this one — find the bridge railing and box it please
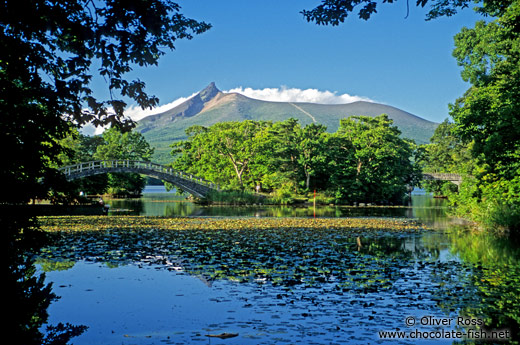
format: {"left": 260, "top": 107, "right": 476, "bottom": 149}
{"left": 59, "top": 160, "right": 219, "bottom": 190}
{"left": 422, "top": 173, "right": 465, "bottom": 181}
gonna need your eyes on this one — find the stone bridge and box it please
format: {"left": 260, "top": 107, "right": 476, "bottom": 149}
{"left": 422, "top": 173, "right": 465, "bottom": 186}
{"left": 59, "top": 160, "right": 219, "bottom": 198}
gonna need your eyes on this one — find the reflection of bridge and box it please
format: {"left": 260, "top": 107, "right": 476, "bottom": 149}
{"left": 423, "top": 173, "right": 464, "bottom": 186}
{"left": 59, "top": 160, "right": 219, "bottom": 198}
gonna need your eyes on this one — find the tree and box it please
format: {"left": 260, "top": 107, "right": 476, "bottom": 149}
{"left": 1, "top": 0, "right": 210, "bottom": 204}
{"left": 5, "top": 213, "right": 88, "bottom": 345}
{"left": 52, "top": 128, "right": 109, "bottom": 198}
{"left": 419, "top": 119, "right": 473, "bottom": 196}
{"left": 93, "top": 127, "right": 155, "bottom": 196}
{"left": 264, "top": 119, "right": 302, "bottom": 190}
{"left": 333, "top": 115, "right": 417, "bottom": 203}
{"left": 294, "top": 123, "right": 329, "bottom": 191}
{"left": 209, "top": 121, "right": 270, "bottom": 188}
{"left": 448, "top": 1, "right": 520, "bottom": 233}
{"left": 302, "top": 0, "right": 511, "bottom": 25}
{"left": 267, "top": 119, "right": 329, "bottom": 191}
{"left": 94, "top": 127, "right": 154, "bottom": 162}
{"left": 171, "top": 121, "right": 272, "bottom": 190}
{"left": 2, "top": 3, "right": 208, "bottom": 342}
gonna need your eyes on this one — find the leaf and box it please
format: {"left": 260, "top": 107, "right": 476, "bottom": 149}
{"left": 205, "top": 332, "right": 238, "bottom": 339}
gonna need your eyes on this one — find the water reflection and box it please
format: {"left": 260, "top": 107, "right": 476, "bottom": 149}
{"left": 33, "top": 192, "right": 520, "bottom": 344}
{"left": 445, "top": 229, "right": 520, "bottom": 338}
{"left": 36, "top": 226, "right": 445, "bottom": 344}
{"left": 106, "top": 190, "right": 451, "bottom": 224}
{"left": 4, "top": 207, "right": 87, "bottom": 344}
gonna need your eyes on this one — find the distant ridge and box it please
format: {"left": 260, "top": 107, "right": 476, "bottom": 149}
{"left": 136, "top": 83, "right": 438, "bottom": 163}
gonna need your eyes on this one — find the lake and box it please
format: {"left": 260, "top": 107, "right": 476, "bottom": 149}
{"left": 34, "top": 188, "right": 520, "bottom": 344}
{"left": 105, "top": 186, "right": 447, "bottom": 220}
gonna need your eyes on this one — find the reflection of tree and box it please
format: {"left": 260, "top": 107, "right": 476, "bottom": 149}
{"left": 449, "top": 229, "right": 520, "bottom": 342}
{"left": 163, "top": 202, "right": 198, "bottom": 217}
{"left": 427, "top": 228, "right": 520, "bottom": 343}
{"left": 105, "top": 199, "right": 145, "bottom": 215}
{"left": 411, "top": 195, "right": 453, "bottom": 228}
{"left": 5, "top": 209, "right": 86, "bottom": 344}
{"left": 36, "top": 260, "right": 76, "bottom": 272}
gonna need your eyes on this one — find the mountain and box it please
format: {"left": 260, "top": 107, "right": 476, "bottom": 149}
{"left": 136, "top": 82, "right": 438, "bottom": 163}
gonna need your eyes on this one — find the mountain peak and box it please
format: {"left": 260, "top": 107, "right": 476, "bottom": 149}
{"left": 199, "top": 82, "right": 220, "bottom": 102}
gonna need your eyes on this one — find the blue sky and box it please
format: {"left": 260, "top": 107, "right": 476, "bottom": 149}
{"left": 101, "top": 0, "right": 485, "bottom": 125}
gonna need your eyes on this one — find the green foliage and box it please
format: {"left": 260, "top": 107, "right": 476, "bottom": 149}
{"left": 1, "top": 0, "right": 209, "bottom": 204}
{"left": 411, "top": 1, "right": 520, "bottom": 235}
{"left": 267, "top": 119, "right": 329, "bottom": 191}
{"left": 331, "top": 115, "right": 419, "bottom": 204}
{"left": 50, "top": 127, "right": 155, "bottom": 198}
{"left": 303, "top": 0, "right": 520, "bottom": 231}
{"left": 271, "top": 182, "right": 299, "bottom": 205}
{"left": 422, "top": 180, "right": 459, "bottom": 197}
{"left": 202, "top": 190, "right": 267, "bottom": 205}
{"left": 447, "top": 228, "right": 520, "bottom": 341}
{"left": 65, "top": 134, "right": 110, "bottom": 197}
{"left": 419, "top": 119, "right": 474, "bottom": 196}
{"left": 90, "top": 127, "right": 154, "bottom": 197}
{"left": 449, "top": 174, "right": 520, "bottom": 235}
{"left": 447, "top": 1, "right": 520, "bottom": 235}
{"left": 94, "top": 127, "right": 154, "bottom": 162}
{"left": 171, "top": 116, "right": 419, "bottom": 204}
{"left": 301, "top": 0, "right": 513, "bottom": 25}
{"left": 171, "top": 120, "right": 271, "bottom": 190}
{"left": 421, "top": 119, "right": 473, "bottom": 174}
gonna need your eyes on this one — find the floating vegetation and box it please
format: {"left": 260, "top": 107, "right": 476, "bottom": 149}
{"left": 205, "top": 332, "right": 239, "bottom": 339}
{"left": 35, "top": 215, "right": 520, "bottom": 343}
{"left": 38, "top": 215, "right": 427, "bottom": 233}
{"left": 36, "top": 216, "right": 427, "bottom": 291}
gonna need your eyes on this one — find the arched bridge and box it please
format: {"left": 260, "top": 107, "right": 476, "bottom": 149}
{"left": 59, "top": 160, "right": 219, "bottom": 198}
{"left": 422, "top": 173, "right": 465, "bottom": 186}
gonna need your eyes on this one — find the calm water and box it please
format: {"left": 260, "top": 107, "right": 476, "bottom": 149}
{"left": 106, "top": 186, "right": 448, "bottom": 222}
{"left": 35, "top": 188, "right": 520, "bottom": 344}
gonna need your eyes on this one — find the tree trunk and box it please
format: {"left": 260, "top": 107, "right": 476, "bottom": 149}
{"left": 304, "top": 166, "right": 311, "bottom": 190}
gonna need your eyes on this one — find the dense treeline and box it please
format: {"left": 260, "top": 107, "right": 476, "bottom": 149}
{"left": 170, "top": 114, "right": 421, "bottom": 205}
{"left": 419, "top": 0, "right": 520, "bottom": 236}
{"left": 421, "top": 117, "right": 519, "bottom": 235}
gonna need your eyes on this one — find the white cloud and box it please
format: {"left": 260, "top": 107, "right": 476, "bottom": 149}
{"left": 124, "top": 92, "right": 198, "bottom": 121}
{"left": 80, "top": 93, "right": 197, "bottom": 136}
{"left": 226, "top": 86, "right": 373, "bottom": 104}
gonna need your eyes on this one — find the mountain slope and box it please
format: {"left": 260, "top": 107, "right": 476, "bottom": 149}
{"left": 136, "top": 83, "right": 438, "bottom": 163}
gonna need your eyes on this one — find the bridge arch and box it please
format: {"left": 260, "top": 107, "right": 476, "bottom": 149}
{"left": 59, "top": 160, "right": 219, "bottom": 198}
{"left": 422, "top": 173, "right": 466, "bottom": 186}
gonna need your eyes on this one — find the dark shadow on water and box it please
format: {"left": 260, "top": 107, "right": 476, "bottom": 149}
{"left": 4, "top": 206, "right": 87, "bottom": 344}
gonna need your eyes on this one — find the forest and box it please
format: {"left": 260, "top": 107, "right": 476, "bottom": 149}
{"left": 170, "top": 115, "right": 420, "bottom": 205}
